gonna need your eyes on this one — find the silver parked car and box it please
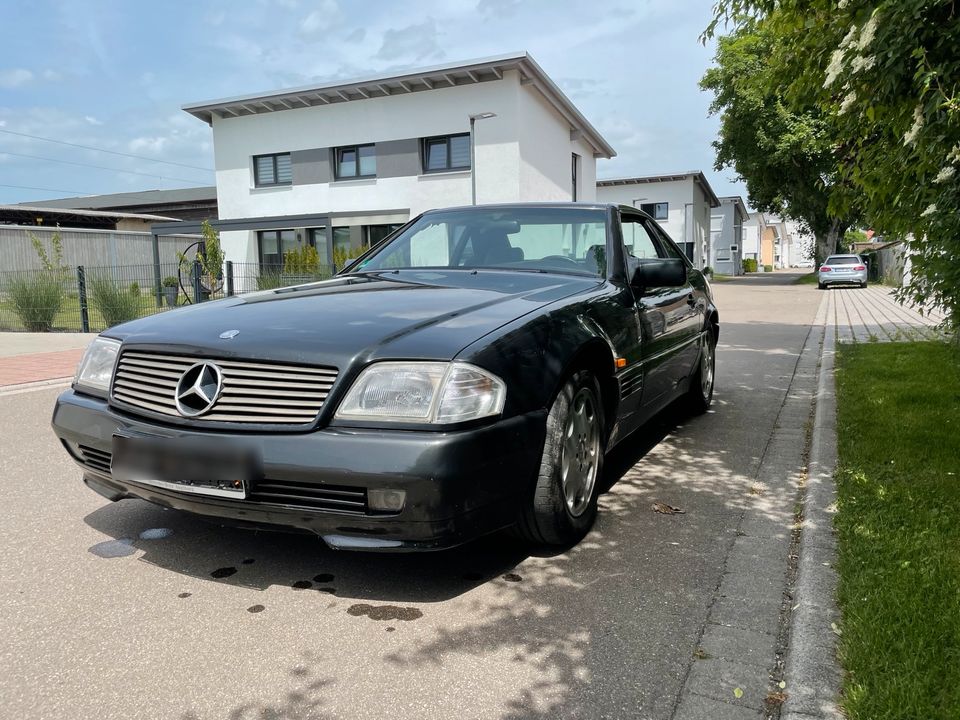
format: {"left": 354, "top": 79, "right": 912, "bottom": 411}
{"left": 818, "top": 254, "right": 868, "bottom": 289}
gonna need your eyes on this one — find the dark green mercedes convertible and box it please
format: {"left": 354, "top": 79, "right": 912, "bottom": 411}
{"left": 53, "top": 203, "right": 718, "bottom": 551}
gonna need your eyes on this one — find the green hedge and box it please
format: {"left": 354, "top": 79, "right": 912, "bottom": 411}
{"left": 742, "top": 258, "right": 759, "bottom": 273}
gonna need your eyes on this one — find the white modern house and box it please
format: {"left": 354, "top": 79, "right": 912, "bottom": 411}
{"left": 710, "top": 196, "right": 748, "bottom": 275}
{"left": 179, "top": 52, "right": 615, "bottom": 271}
{"left": 595, "top": 172, "right": 720, "bottom": 269}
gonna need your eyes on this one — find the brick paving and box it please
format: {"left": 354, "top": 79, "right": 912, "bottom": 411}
{"left": 827, "top": 285, "right": 945, "bottom": 343}
{"left": 0, "top": 348, "right": 83, "bottom": 387}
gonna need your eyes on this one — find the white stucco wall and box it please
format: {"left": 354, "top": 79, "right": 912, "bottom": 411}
{"left": 212, "top": 72, "right": 527, "bottom": 225}
{"left": 517, "top": 87, "right": 598, "bottom": 202}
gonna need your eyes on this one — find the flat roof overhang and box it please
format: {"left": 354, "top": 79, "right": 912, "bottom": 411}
{"left": 182, "top": 52, "right": 615, "bottom": 159}
{"left": 151, "top": 209, "right": 411, "bottom": 236}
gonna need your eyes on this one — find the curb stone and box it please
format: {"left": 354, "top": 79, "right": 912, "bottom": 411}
{"left": 781, "top": 297, "right": 843, "bottom": 719}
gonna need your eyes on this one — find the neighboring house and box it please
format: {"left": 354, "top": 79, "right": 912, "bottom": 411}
{"left": 23, "top": 187, "right": 218, "bottom": 222}
{"left": 177, "top": 52, "right": 615, "bottom": 270}
{"left": 710, "top": 196, "right": 748, "bottom": 275}
{"left": 0, "top": 204, "right": 177, "bottom": 232}
{"left": 742, "top": 211, "right": 765, "bottom": 264}
{"left": 595, "top": 171, "right": 720, "bottom": 268}
{"left": 742, "top": 213, "right": 813, "bottom": 269}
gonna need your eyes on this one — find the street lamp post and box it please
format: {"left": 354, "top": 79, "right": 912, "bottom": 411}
{"left": 469, "top": 112, "right": 497, "bottom": 205}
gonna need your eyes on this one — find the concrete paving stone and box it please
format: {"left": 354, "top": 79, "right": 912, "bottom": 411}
{"left": 737, "top": 513, "right": 793, "bottom": 541}
{"left": 723, "top": 551, "right": 789, "bottom": 581}
{"left": 708, "top": 595, "right": 783, "bottom": 637}
{"left": 717, "top": 570, "right": 786, "bottom": 607}
{"left": 699, "top": 622, "right": 777, "bottom": 668}
{"left": 685, "top": 657, "right": 772, "bottom": 711}
{"left": 673, "top": 693, "right": 763, "bottom": 720}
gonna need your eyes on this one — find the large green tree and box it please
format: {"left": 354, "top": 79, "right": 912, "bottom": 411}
{"left": 706, "top": 0, "right": 960, "bottom": 330}
{"left": 701, "top": 24, "right": 856, "bottom": 261}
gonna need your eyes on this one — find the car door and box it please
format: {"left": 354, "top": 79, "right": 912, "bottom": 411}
{"left": 620, "top": 213, "right": 696, "bottom": 414}
{"left": 647, "top": 219, "right": 703, "bottom": 385}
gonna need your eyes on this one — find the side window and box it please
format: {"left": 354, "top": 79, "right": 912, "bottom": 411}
{"left": 621, "top": 217, "right": 662, "bottom": 260}
{"left": 655, "top": 230, "right": 686, "bottom": 262}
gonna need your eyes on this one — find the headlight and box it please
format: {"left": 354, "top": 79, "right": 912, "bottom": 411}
{"left": 74, "top": 337, "right": 121, "bottom": 396}
{"left": 335, "top": 361, "right": 506, "bottom": 424}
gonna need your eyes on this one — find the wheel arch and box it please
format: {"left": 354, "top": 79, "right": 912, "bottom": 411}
{"left": 556, "top": 339, "right": 619, "bottom": 438}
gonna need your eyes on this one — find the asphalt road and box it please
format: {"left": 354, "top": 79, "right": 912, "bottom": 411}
{"left": 0, "top": 272, "right": 822, "bottom": 720}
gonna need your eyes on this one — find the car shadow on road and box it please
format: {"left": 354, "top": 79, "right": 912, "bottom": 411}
{"left": 80, "top": 402, "right": 691, "bottom": 605}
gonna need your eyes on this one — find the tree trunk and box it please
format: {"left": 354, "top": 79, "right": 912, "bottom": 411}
{"left": 814, "top": 219, "right": 848, "bottom": 264}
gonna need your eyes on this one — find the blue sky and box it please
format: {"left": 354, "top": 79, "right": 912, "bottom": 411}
{"left": 0, "top": 0, "right": 746, "bottom": 206}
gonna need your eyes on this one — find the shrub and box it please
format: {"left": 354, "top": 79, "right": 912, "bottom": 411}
{"left": 763, "top": 264, "right": 773, "bottom": 272}
{"left": 89, "top": 275, "right": 141, "bottom": 327}
{"left": 283, "top": 245, "right": 321, "bottom": 276}
{"left": 703, "top": 265, "right": 714, "bottom": 277}
{"left": 128, "top": 281, "right": 140, "bottom": 297}
{"left": 256, "top": 270, "right": 283, "bottom": 291}
{"left": 333, "top": 244, "right": 367, "bottom": 271}
{"left": 162, "top": 276, "right": 178, "bottom": 288}
{"left": 742, "top": 258, "right": 759, "bottom": 273}
{"left": 6, "top": 272, "right": 64, "bottom": 331}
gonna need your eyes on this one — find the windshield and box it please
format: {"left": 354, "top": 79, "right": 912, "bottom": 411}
{"left": 352, "top": 207, "right": 609, "bottom": 277}
{"left": 825, "top": 256, "right": 860, "bottom": 265}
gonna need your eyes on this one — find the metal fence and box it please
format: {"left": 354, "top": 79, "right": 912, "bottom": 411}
{"left": 0, "top": 224, "right": 200, "bottom": 272}
{"left": 0, "top": 261, "right": 337, "bottom": 333}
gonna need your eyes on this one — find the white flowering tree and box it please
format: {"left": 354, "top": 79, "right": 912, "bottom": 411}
{"left": 706, "top": 0, "right": 960, "bottom": 332}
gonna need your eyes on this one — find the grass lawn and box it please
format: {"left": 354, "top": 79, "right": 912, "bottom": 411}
{"left": 0, "top": 293, "right": 180, "bottom": 333}
{"left": 834, "top": 341, "right": 960, "bottom": 719}
{"left": 796, "top": 272, "right": 819, "bottom": 285}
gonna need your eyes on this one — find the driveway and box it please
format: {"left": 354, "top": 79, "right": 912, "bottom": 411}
{"left": 0, "top": 274, "right": 822, "bottom": 720}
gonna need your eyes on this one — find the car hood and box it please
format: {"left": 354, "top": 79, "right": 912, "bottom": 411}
{"left": 109, "top": 270, "right": 600, "bottom": 368}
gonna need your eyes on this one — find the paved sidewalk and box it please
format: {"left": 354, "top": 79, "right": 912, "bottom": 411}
{"left": 826, "top": 286, "right": 944, "bottom": 343}
{"left": 0, "top": 332, "right": 94, "bottom": 387}
{"left": 0, "top": 348, "right": 84, "bottom": 387}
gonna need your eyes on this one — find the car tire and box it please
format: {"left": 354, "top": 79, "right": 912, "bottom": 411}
{"left": 514, "top": 370, "right": 605, "bottom": 548}
{"left": 860, "top": 282, "right": 867, "bottom": 289}
{"left": 686, "top": 329, "right": 716, "bottom": 414}
{"left": 818, "top": 282, "right": 826, "bottom": 290}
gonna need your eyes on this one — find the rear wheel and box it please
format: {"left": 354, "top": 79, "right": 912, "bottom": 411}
{"left": 515, "top": 370, "right": 605, "bottom": 547}
{"left": 818, "top": 282, "right": 826, "bottom": 290}
{"left": 686, "top": 330, "right": 716, "bottom": 414}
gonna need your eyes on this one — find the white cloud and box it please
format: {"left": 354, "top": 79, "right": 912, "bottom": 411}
{"left": 476, "top": 0, "right": 520, "bottom": 17}
{"left": 300, "top": 0, "right": 340, "bottom": 36}
{"left": 42, "top": 69, "right": 62, "bottom": 82}
{"left": 0, "top": 68, "right": 34, "bottom": 88}
{"left": 128, "top": 136, "right": 168, "bottom": 154}
{"left": 377, "top": 19, "right": 443, "bottom": 62}
{"left": 84, "top": 116, "right": 103, "bottom": 126}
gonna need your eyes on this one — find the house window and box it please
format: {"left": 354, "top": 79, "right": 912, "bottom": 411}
{"left": 422, "top": 134, "right": 471, "bottom": 172}
{"left": 257, "top": 229, "right": 299, "bottom": 269}
{"left": 335, "top": 144, "right": 376, "bottom": 179}
{"left": 571, "top": 153, "right": 580, "bottom": 201}
{"left": 253, "top": 153, "right": 292, "bottom": 187}
{"left": 640, "top": 202, "right": 668, "bottom": 221}
{"left": 363, "top": 223, "right": 404, "bottom": 249}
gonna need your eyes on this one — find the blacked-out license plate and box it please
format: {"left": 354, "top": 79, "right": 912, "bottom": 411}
{"left": 111, "top": 434, "right": 258, "bottom": 499}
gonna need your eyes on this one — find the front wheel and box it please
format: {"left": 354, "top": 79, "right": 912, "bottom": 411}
{"left": 515, "top": 370, "right": 605, "bottom": 547}
{"left": 686, "top": 330, "right": 716, "bottom": 414}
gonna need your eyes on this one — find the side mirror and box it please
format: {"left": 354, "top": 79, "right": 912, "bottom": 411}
{"left": 631, "top": 257, "right": 686, "bottom": 290}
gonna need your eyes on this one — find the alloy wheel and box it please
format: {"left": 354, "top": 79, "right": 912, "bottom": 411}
{"left": 560, "top": 387, "right": 600, "bottom": 517}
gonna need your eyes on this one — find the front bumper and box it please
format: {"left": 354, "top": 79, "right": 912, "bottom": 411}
{"left": 52, "top": 389, "right": 546, "bottom": 551}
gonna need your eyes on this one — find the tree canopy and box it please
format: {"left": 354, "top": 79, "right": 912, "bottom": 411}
{"left": 704, "top": 0, "right": 959, "bottom": 330}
